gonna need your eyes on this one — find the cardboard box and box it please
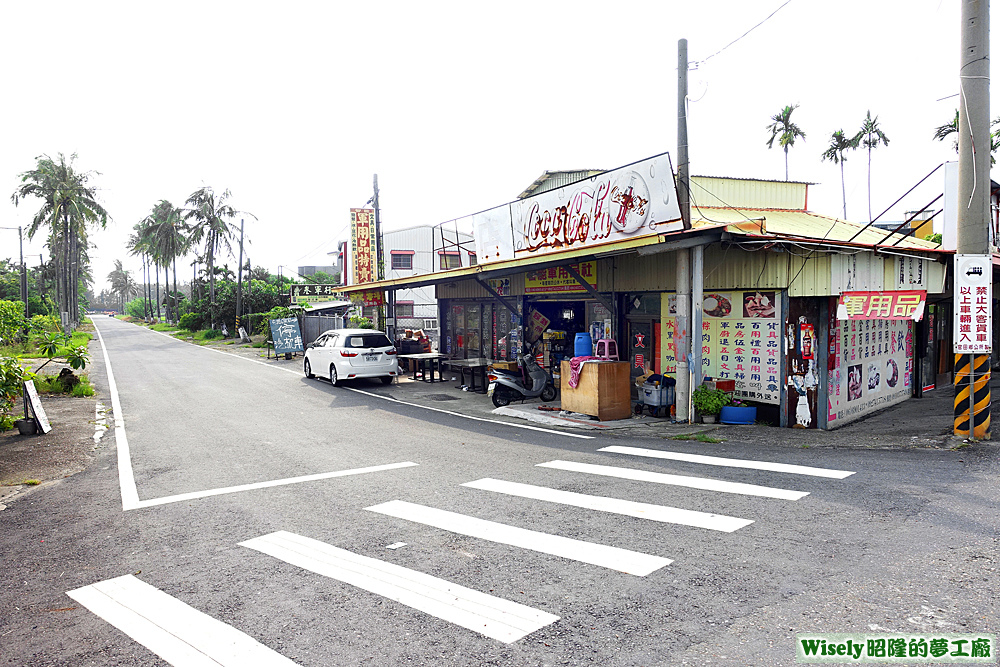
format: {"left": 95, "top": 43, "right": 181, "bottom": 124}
{"left": 560, "top": 360, "right": 631, "bottom": 421}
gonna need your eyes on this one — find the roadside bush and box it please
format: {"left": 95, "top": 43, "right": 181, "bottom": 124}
{"left": 253, "top": 306, "right": 294, "bottom": 337}
{"left": 201, "top": 329, "right": 224, "bottom": 340}
{"left": 0, "top": 355, "right": 26, "bottom": 430}
{"left": 349, "top": 316, "right": 372, "bottom": 329}
{"left": 0, "top": 300, "right": 26, "bottom": 346}
{"left": 30, "top": 314, "right": 61, "bottom": 335}
{"left": 179, "top": 312, "right": 204, "bottom": 331}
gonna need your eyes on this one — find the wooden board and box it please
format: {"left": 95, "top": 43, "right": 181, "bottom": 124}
{"left": 560, "top": 361, "right": 631, "bottom": 421}
{"left": 24, "top": 380, "right": 52, "bottom": 434}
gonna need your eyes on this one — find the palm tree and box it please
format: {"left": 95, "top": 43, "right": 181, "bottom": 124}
{"left": 143, "top": 200, "right": 188, "bottom": 323}
{"left": 766, "top": 104, "right": 806, "bottom": 181}
{"left": 821, "top": 130, "right": 859, "bottom": 219}
{"left": 853, "top": 111, "right": 890, "bottom": 222}
{"left": 11, "top": 153, "right": 108, "bottom": 327}
{"left": 107, "top": 260, "right": 139, "bottom": 314}
{"left": 184, "top": 187, "right": 252, "bottom": 329}
{"left": 934, "top": 110, "right": 1000, "bottom": 165}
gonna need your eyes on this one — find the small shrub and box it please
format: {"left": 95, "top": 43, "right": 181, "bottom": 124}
{"left": 201, "top": 329, "right": 224, "bottom": 340}
{"left": 71, "top": 380, "right": 95, "bottom": 397}
{"left": 692, "top": 385, "right": 731, "bottom": 416}
{"left": 178, "top": 313, "right": 204, "bottom": 331}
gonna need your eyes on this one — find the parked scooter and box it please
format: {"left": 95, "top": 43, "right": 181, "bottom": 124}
{"left": 488, "top": 352, "right": 558, "bottom": 407}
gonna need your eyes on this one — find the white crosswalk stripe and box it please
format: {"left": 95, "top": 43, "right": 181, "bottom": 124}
{"left": 461, "top": 478, "right": 754, "bottom": 532}
{"left": 366, "top": 499, "right": 672, "bottom": 576}
{"left": 598, "top": 446, "right": 856, "bottom": 478}
{"left": 240, "top": 530, "right": 559, "bottom": 643}
{"left": 67, "top": 575, "right": 297, "bottom": 666}
{"left": 537, "top": 460, "right": 809, "bottom": 500}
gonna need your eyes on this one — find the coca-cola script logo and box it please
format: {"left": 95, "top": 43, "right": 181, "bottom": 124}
{"left": 519, "top": 170, "right": 652, "bottom": 253}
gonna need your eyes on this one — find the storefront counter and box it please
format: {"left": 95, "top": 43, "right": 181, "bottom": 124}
{"left": 560, "top": 360, "right": 631, "bottom": 421}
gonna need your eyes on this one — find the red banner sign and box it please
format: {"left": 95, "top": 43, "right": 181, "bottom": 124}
{"left": 836, "top": 290, "right": 926, "bottom": 321}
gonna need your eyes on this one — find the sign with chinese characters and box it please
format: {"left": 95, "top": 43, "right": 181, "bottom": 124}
{"left": 661, "top": 291, "right": 782, "bottom": 404}
{"left": 290, "top": 283, "right": 344, "bottom": 304}
{"left": 487, "top": 277, "right": 510, "bottom": 296}
{"left": 525, "top": 308, "right": 551, "bottom": 344}
{"left": 268, "top": 317, "right": 304, "bottom": 355}
{"left": 525, "top": 262, "right": 597, "bottom": 293}
{"left": 472, "top": 152, "right": 683, "bottom": 263}
{"left": 836, "top": 290, "right": 926, "bottom": 321}
{"left": 954, "top": 254, "right": 992, "bottom": 353}
{"left": 828, "top": 318, "right": 913, "bottom": 426}
{"left": 350, "top": 208, "right": 377, "bottom": 284}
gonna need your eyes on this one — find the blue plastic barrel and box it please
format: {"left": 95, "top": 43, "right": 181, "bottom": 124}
{"left": 574, "top": 332, "right": 593, "bottom": 357}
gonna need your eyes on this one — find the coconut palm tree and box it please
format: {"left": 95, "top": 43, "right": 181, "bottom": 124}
{"left": 11, "top": 153, "right": 108, "bottom": 327}
{"left": 107, "top": 260, "right": 139, "bottom": 314}
{"left": 143, "top": 200, "right": 188, "bottom": 323}
{"left": 934, "top": 110, "right": 1000, "bottom": 164}
{"left": 766, "top": 104, "right": 806, "bottom": 181}
{"left": 853, "top": 111, "right": 890, "bottom": 222}
{"left": 821, "top": 130, "right": 859, "bottom": 220}
{"left": 184, "top": 187, "right": 253, "bottom": 329}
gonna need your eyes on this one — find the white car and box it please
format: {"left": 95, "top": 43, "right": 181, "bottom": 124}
{"left": 303, "top": 328, "right": 398, "bottom": 386}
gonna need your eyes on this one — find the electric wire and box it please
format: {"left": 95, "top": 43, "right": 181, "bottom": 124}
{"left": 691, "top": 0, "right": 794, "bottom": 69}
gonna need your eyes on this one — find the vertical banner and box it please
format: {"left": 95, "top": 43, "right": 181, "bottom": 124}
{"left": 954, "top": 255, "right": 992, "bottom": 353}
{"left": 350, "top": 208, "right": 377, "bottom": 285}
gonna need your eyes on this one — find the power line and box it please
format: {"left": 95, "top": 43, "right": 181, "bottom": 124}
{"left": 691, "top": 0, "right": 794, "bottom": 69}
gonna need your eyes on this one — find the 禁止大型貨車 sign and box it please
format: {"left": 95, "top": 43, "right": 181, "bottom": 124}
{"left": 954, "top": 254, "right": 992, "bottom": 354}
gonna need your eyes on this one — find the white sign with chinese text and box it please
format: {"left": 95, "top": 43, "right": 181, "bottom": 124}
{"left": 954, "top": 254, "right": 992, "bottom": 353}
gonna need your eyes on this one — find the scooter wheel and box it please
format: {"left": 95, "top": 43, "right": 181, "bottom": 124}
{"left": 492, "top": 388, "right": 513, "bottom": 408}
{"left": 540, "top": 384, "right": 557, "bottom": 403}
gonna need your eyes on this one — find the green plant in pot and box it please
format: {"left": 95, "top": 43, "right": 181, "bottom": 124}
{"left": 692, "top": 385, "right": 731, "bottom": 423}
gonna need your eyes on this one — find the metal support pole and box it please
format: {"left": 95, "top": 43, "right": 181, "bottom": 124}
{"left": 674, "top": 38, "right": 693, "bottom": 421}
{"left": 954, "top": 0, "right": 991, "bottom": 440}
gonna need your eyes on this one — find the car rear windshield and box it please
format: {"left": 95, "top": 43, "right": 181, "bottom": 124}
{"left": 344, "top": 334, "right": 393, "bottom": 349}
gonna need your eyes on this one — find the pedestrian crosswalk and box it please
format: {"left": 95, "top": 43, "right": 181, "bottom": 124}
{"left": 71, "top": 445, "right": 858, "bottom": 661}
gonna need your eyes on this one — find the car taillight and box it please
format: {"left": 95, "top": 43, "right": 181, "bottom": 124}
{"left": 488, "top": 374, "right": 497, "bottom": 382}
{"left": 340, "top": 350, "right": 358, "bottom": 357}
{"left": 386, "top": 348, "right": 397, "bottom": 355}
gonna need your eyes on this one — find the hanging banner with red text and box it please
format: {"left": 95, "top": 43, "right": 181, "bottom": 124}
{"left": 350, "top": 208, "right": 377, "bottom": 285}
{"left": 836, "top": 290, "right": 926, "bottom": 321}
{"left": 954, "top": 254, "right": 992, "bottom": 353}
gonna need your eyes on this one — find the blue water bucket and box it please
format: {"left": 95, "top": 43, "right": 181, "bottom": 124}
{"left": 720, "top": 406, "right": 757, "bottom": 425}
{"left": 574, "top": 332, "right": 593, "bottom": 357}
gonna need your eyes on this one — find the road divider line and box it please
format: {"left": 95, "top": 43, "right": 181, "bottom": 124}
{"left": 366, "top": 500, "right": 671, "bottom": 576}
{"left": 597, "top": 446, "right": 856, "bottom": 479}
{"left": 537, "top": 460, "right": 809, "bottom": 500}
{"left": 461, "top": 478, "right": 753, "bottom": 533}
{"left": 240, "top": 531, "right": 559, "bottom": 643}
{"left": 67, "top": 574, "right": 297, "bottom": 666}
{"left": 91, "top": 319, "right": 140, "bottom": 511}
{"left": 135, "top": 462, "right": 419, "bottom": 509}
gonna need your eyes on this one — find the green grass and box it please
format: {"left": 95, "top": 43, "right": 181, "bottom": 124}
{"left": 33, "top": 373, "right": 95, "bottom": 397}
{"left": 670, "top": 433, "right": 725, "bottom": 443}
{"left": 150, "top": 323, "right": 179, "bottom": 332}
{"left": 23, "top": 479, "right": 40, "bottom": 486}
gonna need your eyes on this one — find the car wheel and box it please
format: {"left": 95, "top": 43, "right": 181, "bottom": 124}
{"left": 329, "top": 364, "right": 338, "bottom": 386}
{"left": 304, "top": 359, "right": 314, "bottom": 378}
{"left": 540, "top": 384, "right": 557, "bottom": 402}
{"left": 492, "top": 388, "right": 512, "bottom": 408}
{"left": 380, "top": 376, "right": 393, "bottom": 385}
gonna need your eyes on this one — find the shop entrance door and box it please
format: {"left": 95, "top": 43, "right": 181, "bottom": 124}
{"left": 628, "top": 320, "right": 655, "bottom": 382}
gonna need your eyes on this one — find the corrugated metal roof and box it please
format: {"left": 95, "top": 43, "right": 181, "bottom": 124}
{"left": 691, "top": 206, "right": 943, "bottom": 251}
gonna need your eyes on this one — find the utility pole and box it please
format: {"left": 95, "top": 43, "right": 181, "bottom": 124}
{"left": 954, "top": 0, "right": 991, "bottom": 440}
{"left": 373, "top": 173, "right": 391, "bottom": 338}
{"left": 235, "top": 219, "right": 246, "bottom": 341}
{"left": 675, "top": 38, "right": 692, "bottom": 422}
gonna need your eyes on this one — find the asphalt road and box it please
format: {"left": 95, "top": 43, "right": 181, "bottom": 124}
{"left": 1, "top": 317, "right": 997, "bottom": 666}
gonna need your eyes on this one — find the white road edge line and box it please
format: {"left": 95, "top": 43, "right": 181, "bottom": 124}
{"left": 93, "top": 319, "right": 418, "bottom": 511}
{"left": 462, "top": 478, "right": 754, "bottom": 533}
{"left": 537, "top": 460, "right": 810, "bottom": 501}
{"left": 143, "top": 322, "right": 593, "bottom": 440}
{"left": 240, "top": 530, "right": 559, "bottom": 644}
{"left": 67, "top": 574, "right": 298, "bottom": 666}
{"left": 91, "top": 319, "right": 140, "bottom": 511}
{"left": 134, "top": 462, "right": 419, "bottom": 509}
{"left": 366, "top": 500, "right": 672, "bottom": 576}
{"left": 597, "top": 446, "right": 856, "bottom": 479}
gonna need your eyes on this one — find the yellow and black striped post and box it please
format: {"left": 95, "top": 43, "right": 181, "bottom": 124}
{"left": 955, "top": 354, "right": 991, "bottom": 439}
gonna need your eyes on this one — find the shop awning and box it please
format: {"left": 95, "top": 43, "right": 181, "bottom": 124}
{"left": 338, "top": 226, "right": 727, "bottom": 294}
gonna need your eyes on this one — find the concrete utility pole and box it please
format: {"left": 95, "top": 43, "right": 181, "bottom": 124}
{"left": 675, "top": 38, "right": 692, "bottom": 422}
{"left": 235, "top": 219, "right": 246, "bottom": 341}
{"left": 954, "top": 0, "right": 991, "bottom": 439}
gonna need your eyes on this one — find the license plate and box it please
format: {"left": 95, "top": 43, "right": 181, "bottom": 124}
{"left": 364, "top": 353, "right": 378, "bottom": 362}
{"left": 487, "top": 382, "right": 496, "bottom": 397}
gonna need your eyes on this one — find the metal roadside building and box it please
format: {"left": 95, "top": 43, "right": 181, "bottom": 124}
{"left": 340, "top": 154, "right": 950, "bottom": 430}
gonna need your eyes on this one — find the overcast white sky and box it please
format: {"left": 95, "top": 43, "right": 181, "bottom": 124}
{"left": 0, "top": 0, "right": 991, "bottom": 294}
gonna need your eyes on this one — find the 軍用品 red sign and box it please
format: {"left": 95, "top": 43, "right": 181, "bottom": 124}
{"left": 836, "top": 290, "right": 926, "bottom": 321}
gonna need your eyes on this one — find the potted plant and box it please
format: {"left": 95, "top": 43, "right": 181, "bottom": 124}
{"left": 720, "top": 397, "right": 757, "bottom": 425}
{"left": 692, "top": 385, "right": 730, "bottom": 423}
